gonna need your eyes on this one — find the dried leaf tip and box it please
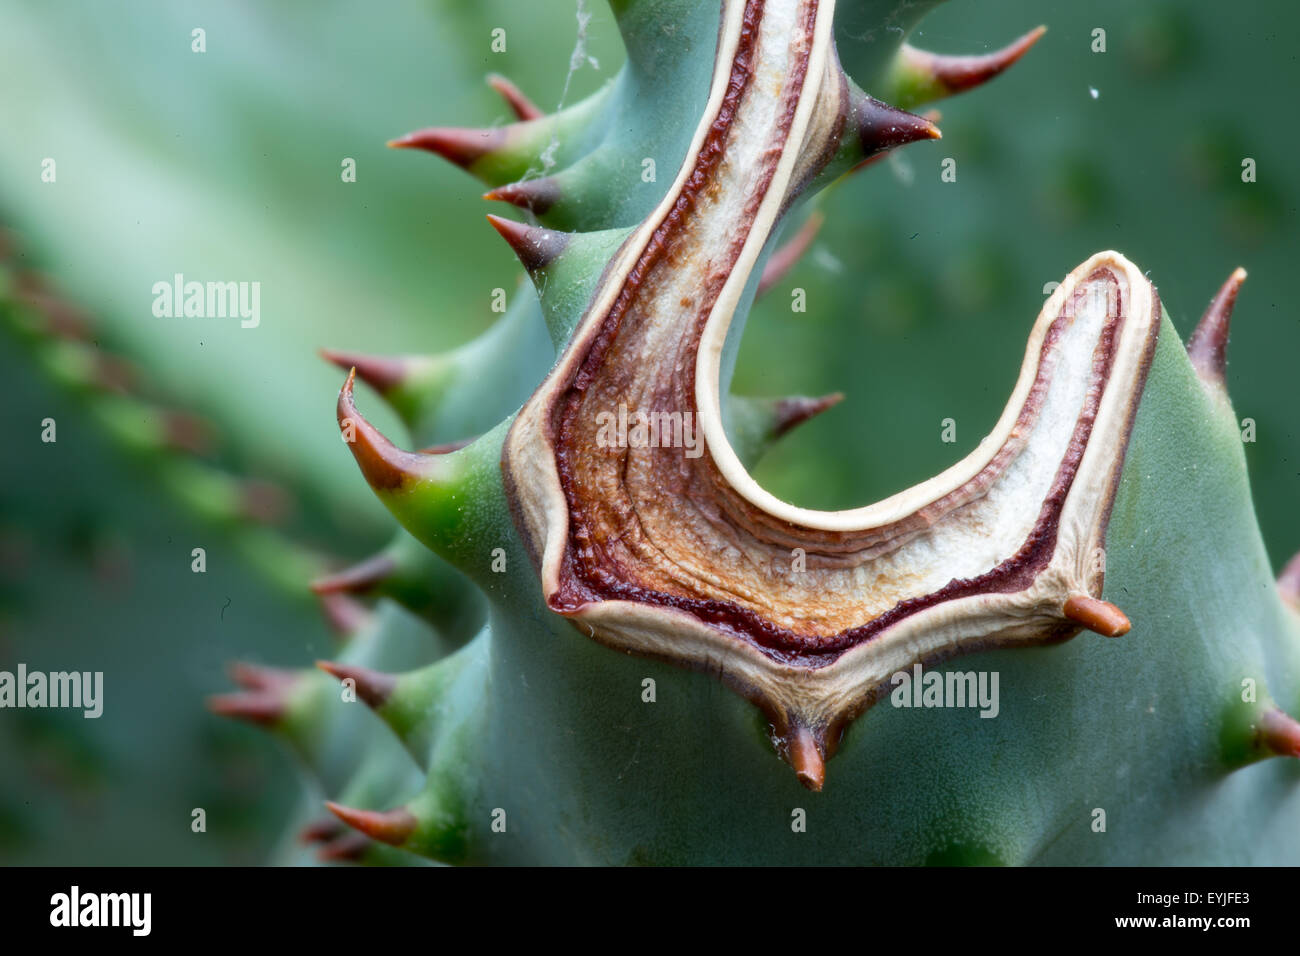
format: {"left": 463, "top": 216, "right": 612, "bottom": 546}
{"left": 324, "top": 802, "right": 417, "bottom": 846}
{"left": 1188, "top": 268, "right": 1248, "bottom": 390}
{"left": 786, "top": 725, "right": 827, "bottom": 792}
{"left": 1062, "top": 595, "right": 1132, "bottom": 637}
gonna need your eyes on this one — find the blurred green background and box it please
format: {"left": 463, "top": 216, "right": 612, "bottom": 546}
{"left": 0, "top": 0, "right": 1295, "bottom": 863}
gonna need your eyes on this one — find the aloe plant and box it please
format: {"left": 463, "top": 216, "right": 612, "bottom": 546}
{"left": 6, "top": 0, "right": 1298, "bottom": 866}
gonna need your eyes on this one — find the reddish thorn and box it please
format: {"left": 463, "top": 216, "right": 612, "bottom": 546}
{"left": 337, "top": 369, "right": 436, "bottom": 493}
{"left": 1187, "top": 267, "right": 1247, "bottom": 389}
{"left": 240, "top": 479, "right": 293, "bottom": 525}
{"left": 206, "top": 691, "right": 286, "bottom": 726}
{"left": 162, "top": 410, "right": 215, "bottom": 455}
{"left": 1258, "top": 708, "right": 1300, "bottom": 759}
{"left": 298, "top": 817, "right": 346, "bottom": 844}
{"left": 419, "top": 436, "right": 477, "bottom": 455}
{"left": 386, "top": 126, "right": 508, "bottom": 169}
{"left": 310, "top": 552, "right": 398, "bottom": 596}
{"left": 901, "top": 25, "right": 1047, "bottom": 97}
{"left": 317, "top": 832, "right": 373, "bottom": 863}
{"left": 487, "top": 73, "right": 543, "bottom": 121}
{"left": 485, "top": 214, "right": 569, "bottom": 272}
{"left": 1063, "top": 595, "right": 1131, "bottom": 637}
{"left": 319, "top": 348, "right": 410, "bottom": 394}
{"left": 316, "top": 660, "right": 397, "bottom": 709}
{"left": 758, "top": 211, "right": 826, "bottom": 296}
{"left": 483, "top": 177, "right": 561, "bottom": 215}
{"left": 857, "top": 96, "right": 942, "bottom": 157}
{"left": 771, "top": 393, "right": 845, "bottom": 439}
{"left": 317, "top": 592, "right": 375, "bottom": 636}
{"left": 89, "top": 353, "right": 137, "bottom": 393}
{"left": 786, "top": 724, "right": 826, "bottom": 792}
{"left": 324, "top": 802, "right": 417, "bottom": 846}
{"left": 1279, "top": 551, "right": 1300, "bottom": 611}
{"left": 227, "top": 661, "right": 299, "bottom": 692}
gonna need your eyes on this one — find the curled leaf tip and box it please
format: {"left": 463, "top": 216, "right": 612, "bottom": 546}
{"left": 486, "top": 72, "right": 543, "bottom": 121}
{"left": 324, "top": 801, "right": 417, "bottom": 846}
{"left": 1063, "top": 594, "right": 1132, "bottom": 637}
{"left": 1187, "top": 267, "right": 1247, "bottom": 390}
{"left": 315, "top": 659, "right": 397, "bottom": 709}
{"left": 486, "top": 214, "right": 569, "bottom": 272}
{"left": 336, "top": 369, "right": 434, "bottom": 492}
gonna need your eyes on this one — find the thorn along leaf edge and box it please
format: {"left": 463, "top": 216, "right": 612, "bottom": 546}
{"left": 188, "top": 0, "right": 1300, "bottom": 859}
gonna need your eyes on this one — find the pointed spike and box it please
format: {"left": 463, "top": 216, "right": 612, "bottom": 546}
{"left": 1187, "top": 267, "right": 1247, "bottom": 390}
{"left": 310, "top": 552, "right": 399, "bottom": 596}
{"left": 239, "top": 478, "right": 293, "bottom": 525}
{"left": 419, "top": 436, "right": 477, "bottom": 455}
{"left": 162, "top": 410, "right": 215, "bottom": 455}
{"left": 1279, "top": 551, "right": 1300, "bottom": 612}
{"left": 897, "top": 26, "right": 1046, "bottom": 102}
{"left": 486, "top": 214, "right": 570, "bottom": 272}
{"left": 487, "top": 73, "right": 543, "bottom": 121}
{"left": 786, "top": 724, "right": 826, "bottom": 792}
{"left": 319, "top": 348, "right": 412, "bottom": 395}
{"left": 337, "top": 369, "right": 441, "bottom": 493}
{"left": 206, "top": 691, "right": 286, "bottom": 726}
{"left": 771, "top": 393, "right": 845, "bottom": 439}
{"left": 316, "top": 592, "right": 375, "bottom": 637}
{"left": 1258, "top": 708, "right": 1300, "bottom": 759}
{"left": 483, "top": 176, "right": 561, "bottom": 215}
{"left": 316, "top": 832, "right": 373, "bottom": 863}
{"left": 324, "top": 801, "right": 417, "bottom": 847}
{"left": 298, "top": 817, "right": 346, "bottom": 844}
{"left": 1063, "top": 595, "right": 1131, "bottom": 637}
{"left": 856, "top": 95, "right": 941, "bottom": 158}
{"left": 758, "top": 212, "right": 825, "bottom": 296}
{"left": 227, "top": 661, "right": 299, "bottom": 692}
{"left": 316, "top": 660, "right": 398, "bottom": 709}
{"left": 386, "top": 126, "right": 509, "bottom": 169}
